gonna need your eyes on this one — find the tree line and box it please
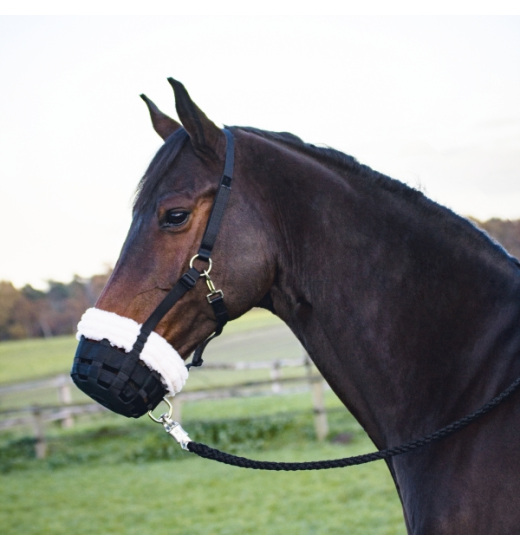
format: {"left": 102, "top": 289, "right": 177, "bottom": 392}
{"left": 474, "top": 218, "right": 520, "bottom": 260}
{"left": 0, "top": 271, "right": 110, "bottom": 341}
{"left": 1, "top": 218, "right": 520, "bottom": 341}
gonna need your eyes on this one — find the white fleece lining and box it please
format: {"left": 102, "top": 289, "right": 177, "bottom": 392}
{"left": 76, "top": 307, "right": 188, "bottom": 396}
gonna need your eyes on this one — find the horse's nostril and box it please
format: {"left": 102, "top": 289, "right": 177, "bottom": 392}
{"left": 71, "top": 336, "right": 166, "bottom": 418}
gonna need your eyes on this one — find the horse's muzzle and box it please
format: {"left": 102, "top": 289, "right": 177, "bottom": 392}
{"left": 70, "top": 307, "right": 189, "bottom": 418}
{"left": 71, "top": 336, "right": 166, "bottom": 418}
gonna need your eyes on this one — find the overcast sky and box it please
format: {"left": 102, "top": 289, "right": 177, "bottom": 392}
{"left": 1, "top": 14, "right": 519, "bottom": 289}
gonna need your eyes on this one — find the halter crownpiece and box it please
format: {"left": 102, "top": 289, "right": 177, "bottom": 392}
{"left": 70, "top": 128, "right": 235, "bottom": 418}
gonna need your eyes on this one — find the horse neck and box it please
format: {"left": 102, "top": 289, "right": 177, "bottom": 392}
{"left": 250, "top": 133, "right": 520, "bottom": 448}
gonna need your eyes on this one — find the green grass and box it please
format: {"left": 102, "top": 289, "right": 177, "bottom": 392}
{"left": 0, "top": 398, "right": 406, "bottom": 534}
{"left": 0, "top": 449, "right": 404, "bottom": 534}
{"left": 0, "top": 392, "right": 407, "bottom": 534}
{"left": 0, "top": 309, "right": 407, "bottom": 535}
{"left": 0, "top": 335, "right": 78, "bottom": 384}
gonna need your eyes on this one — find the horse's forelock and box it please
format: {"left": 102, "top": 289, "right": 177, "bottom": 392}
{"left": 133, "top": 129, "right": 189, "bottom": 214}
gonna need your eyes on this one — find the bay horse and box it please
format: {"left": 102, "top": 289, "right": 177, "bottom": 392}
{"left": 72, "top": 78, "right": 520, "bottom": 534}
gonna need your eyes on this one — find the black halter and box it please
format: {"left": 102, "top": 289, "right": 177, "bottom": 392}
{"left": 71, "top": 128, "right": 235, "bottom": 417}
{"left": 134, "top": 127, "right": 235, "bottom": 366}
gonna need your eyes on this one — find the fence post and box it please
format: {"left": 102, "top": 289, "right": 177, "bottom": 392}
{"left": 270, "top": 361, "right": 281, "bottom": 393}
{"left": 31, "top": 406, "right": 47, "bottom": 459}
{"left": 57, "top": 375, "right": 74, "bottom": 428}
{"left": 306, "top": 364, "right": 329, "bottom": 441}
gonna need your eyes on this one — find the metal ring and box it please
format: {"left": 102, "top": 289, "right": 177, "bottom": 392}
{"left": 148, "top": 397, "right": 174, "bottom": 423}
{"left": 189, "top": 254, "right": 212, "bottom": 277}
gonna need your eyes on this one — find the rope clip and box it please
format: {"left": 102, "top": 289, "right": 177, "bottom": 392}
{"left": 148, "top": 398, "right": 192, "bottom": 451}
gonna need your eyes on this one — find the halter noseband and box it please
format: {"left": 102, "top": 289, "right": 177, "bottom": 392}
{"left": 71, "top": 128, "right": 235, "bottom": 417}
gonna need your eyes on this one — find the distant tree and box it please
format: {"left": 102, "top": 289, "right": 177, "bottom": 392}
{"left": 0, "top": 268, "right": 112, "bottom": 340}
{"left": 21, "top": 284, "right": 49, "bottom": 338}
{"left": 0, "top": 281, "right": 33, "bottom": 340}
{"left": 473, "top": 218, "right": 520, "bottom": 260}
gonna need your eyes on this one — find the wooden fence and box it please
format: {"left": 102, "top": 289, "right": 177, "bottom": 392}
{"left": 0, "top": 358, "right": 331, "bottom": 459}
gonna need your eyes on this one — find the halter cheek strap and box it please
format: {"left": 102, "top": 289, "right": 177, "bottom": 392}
{"left": 71, "top": 128, "right": 235, "bottom": 419}
{"left": 134, "top": 128, "right": 235, "bottom": 368}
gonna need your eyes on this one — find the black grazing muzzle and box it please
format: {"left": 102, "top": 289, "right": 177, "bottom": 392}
{"left": 71, "top": 337, "right": 166, "bottom": 418}
{"left": 70, "top": 129, "right": 235, "bottom": 418}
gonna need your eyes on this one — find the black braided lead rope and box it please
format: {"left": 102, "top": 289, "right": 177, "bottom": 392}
{"left": 185, "top": 373, "right": 520, "bottom": 471}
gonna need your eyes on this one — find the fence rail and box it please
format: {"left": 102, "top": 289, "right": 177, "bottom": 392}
{"left": 0, "top": 358, "right": 330, "bottom": 458}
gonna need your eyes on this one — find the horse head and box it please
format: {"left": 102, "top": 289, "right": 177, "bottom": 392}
{"left": 71, "top": 79, "right": 275, "bottom": 417}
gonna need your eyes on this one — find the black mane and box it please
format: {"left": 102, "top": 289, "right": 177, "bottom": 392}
{"left": 236, "top": 126, "right": 423, "bottom": 202}
{"left": 236, "top": 126, "right": 518, "bottom": 268}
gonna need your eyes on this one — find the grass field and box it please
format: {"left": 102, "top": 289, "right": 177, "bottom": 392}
{"left": 0, "top": 309, "right": 407, "bottom": 535}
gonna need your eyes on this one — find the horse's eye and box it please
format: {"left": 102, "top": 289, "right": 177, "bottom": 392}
{"left": 164, "top": 210, "right": 190, "bottom": 227}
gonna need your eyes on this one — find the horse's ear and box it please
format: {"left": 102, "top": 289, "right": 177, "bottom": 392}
{"left": 167, "top": 77, "right": 221, "bottom": 158}
{"left": 140, "top": 94, "right": 182, "bottom": 141}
